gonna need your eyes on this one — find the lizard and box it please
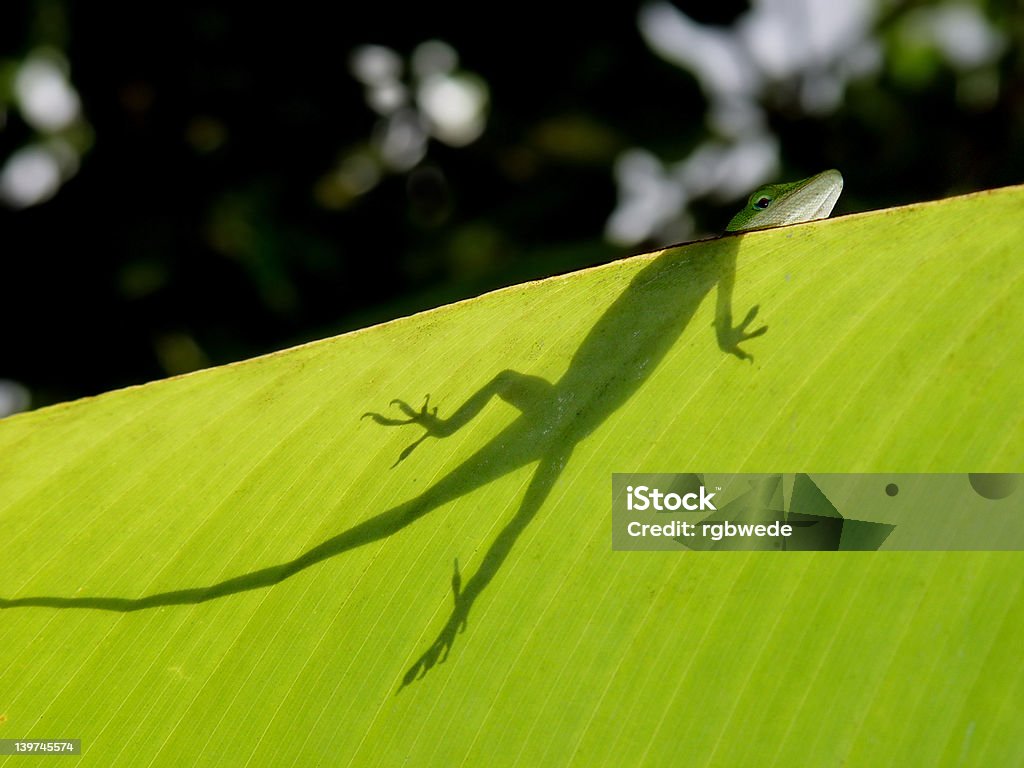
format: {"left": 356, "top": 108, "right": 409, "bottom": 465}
{"left": 726, "top": 168, "right": 843, "bottom": 233}
{"left": 0, "top": 169, "right": 846, "bottom": 688}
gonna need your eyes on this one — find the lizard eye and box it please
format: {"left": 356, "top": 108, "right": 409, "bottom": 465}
{"left": 753, "top": 196, "right": 772, "bottom": 210}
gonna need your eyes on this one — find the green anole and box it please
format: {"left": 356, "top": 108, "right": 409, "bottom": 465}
{"left": 726, "top": 169, "right": 843, "bottom": 232}
{"left": 707, "top": 168, "right": 843, "bottom": 359}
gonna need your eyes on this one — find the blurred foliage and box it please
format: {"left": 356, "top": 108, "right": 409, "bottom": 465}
{"left": 1, "top": 0, "right": 1023, "bottom": 411}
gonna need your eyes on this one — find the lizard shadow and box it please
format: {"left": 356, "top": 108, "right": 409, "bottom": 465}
{"left": 1, "top": 234, "right": 761, "bottom": 687}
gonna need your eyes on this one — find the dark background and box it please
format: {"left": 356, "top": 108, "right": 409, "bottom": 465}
{"left": 2, "top": 1, "right": 1022, "bottom": 413}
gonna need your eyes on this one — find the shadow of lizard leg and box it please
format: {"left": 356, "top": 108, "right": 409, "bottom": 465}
{"left": 401, "top": 448, "right": 570, "bottom": 687}
{"left": 364, "top": 370, "right": 555, "bottom": 465}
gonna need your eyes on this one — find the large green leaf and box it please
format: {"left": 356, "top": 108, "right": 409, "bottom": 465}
{"left": 1, "top": 184, "right": 1022, "bottom": 766}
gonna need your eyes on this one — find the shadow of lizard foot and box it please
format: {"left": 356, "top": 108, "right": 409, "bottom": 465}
{"left": 362, "top": 394, "right": 440, "bottom": 465}
{"left": 398, "top": 558, "right": 468, "bottom": 691}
